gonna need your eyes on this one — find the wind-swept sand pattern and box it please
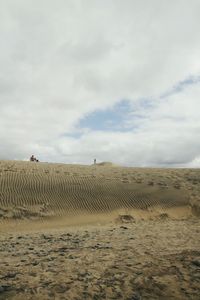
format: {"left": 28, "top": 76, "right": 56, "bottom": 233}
{"left": 0, "top": 160, "right": 200, "bottom": 299}
{"left": 0, "top": 161, "right": 196, "bottom": 224}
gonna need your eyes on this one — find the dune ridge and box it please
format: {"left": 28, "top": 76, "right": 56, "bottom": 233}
{"left": 0, "top": 160, "right": 199, "bottom": 229}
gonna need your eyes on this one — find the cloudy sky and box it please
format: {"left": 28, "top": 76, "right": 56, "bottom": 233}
{"left": 0, "top": 0, "right": 200, "bottom": 166}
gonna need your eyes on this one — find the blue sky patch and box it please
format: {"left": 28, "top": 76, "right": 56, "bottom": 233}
{"left": 78, "top": 99, "right": 133, "bottom": 132}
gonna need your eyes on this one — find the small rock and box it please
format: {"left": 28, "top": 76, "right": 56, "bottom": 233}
{"left": 128, "top": 293, "right": 141, "bottom": 300}
{"left": 66, "top": 233, "right": 72, "bottom": 237}
{"left": 73, "top": 239, "right": 80, "bottom": 244}
{"left": 0, "top": 285, "right": 12, "bottom": 293}
{"left": 148, "top": 181, "right": 154, "bottom": 186}
{"left": 54, "top": 284, "right": 69, "bottom": 293}
{"left": 120, "top": 226, "right": 128, "bottom": 229}
{"left": 192, "top": 260, "right": 200, "bottom": 267}
{"left": 4, "top": 272, "right": 18, "bottom": 279}
{"left": 29, "top": 272, "right": 37, "bottom": 277}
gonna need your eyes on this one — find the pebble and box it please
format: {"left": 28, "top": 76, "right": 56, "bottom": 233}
{"left": 120, "top": 226, "right": 128, "bottom": 229}
{"left": 0, "top": 285, "right": 12, "bottom": 293}
{"left": 192, "top": 260, "right": 200, "bottom": 267}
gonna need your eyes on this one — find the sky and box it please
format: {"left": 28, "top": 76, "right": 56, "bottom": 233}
{"left": 0, "top": 0, "right": 200, "bottom": 167}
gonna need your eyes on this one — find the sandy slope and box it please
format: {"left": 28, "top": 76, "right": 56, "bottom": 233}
{"left": 0, "top": 160, "right": 199, "bottom": 227}
{"left": 0, "top": 160, "right": 200, "bottom": 299}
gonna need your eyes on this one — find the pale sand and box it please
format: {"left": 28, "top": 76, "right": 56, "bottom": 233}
{"left": 0, "top": 160, "right": 200, "bottom": 299}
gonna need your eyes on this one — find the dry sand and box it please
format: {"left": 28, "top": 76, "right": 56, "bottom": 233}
{"left": 0, "top": 160, "right": 200, "bottom": 299}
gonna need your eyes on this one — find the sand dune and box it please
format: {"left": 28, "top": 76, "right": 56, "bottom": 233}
{"left": 0, "top": 160, "right": 199, "bottom": 229}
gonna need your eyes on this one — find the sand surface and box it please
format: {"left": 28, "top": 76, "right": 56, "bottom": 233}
{"left": 0, "top": 160, "right": 200, "bottom": 299}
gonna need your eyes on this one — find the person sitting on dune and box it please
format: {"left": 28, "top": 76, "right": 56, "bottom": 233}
{"left": 30, "top": 155, "right": 35, "bottom": 162}
{"left": 30, "top": 155, "right": 39, "bottom": 162}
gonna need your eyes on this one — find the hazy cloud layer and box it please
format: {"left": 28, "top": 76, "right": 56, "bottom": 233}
{"left": 0, "top": 0, "right": 200, "bottom": 166}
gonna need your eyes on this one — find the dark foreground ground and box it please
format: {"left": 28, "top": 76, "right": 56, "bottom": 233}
{"left": 0, "top": 218, "right": 200, "bottom": 300}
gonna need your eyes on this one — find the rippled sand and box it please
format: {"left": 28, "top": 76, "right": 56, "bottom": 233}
{"left": 0, "top": 160, "right": 200, "bottom": 299}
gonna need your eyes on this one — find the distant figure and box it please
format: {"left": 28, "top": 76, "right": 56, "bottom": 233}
{"left": 30, "top": 155, "right": 35, "bottom": 162}
{"left": 30, "top": 155, "right": 39, "bottom": 162}
{"left": 94, "top": 158, "right": 96, "bottom": 165}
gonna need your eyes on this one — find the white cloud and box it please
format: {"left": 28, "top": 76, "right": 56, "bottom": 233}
{"left": 54, "top": 82, "right": 200, "bottom": 166}
{"left": 0, "top": 0, "right": 200, "bottom": 166}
